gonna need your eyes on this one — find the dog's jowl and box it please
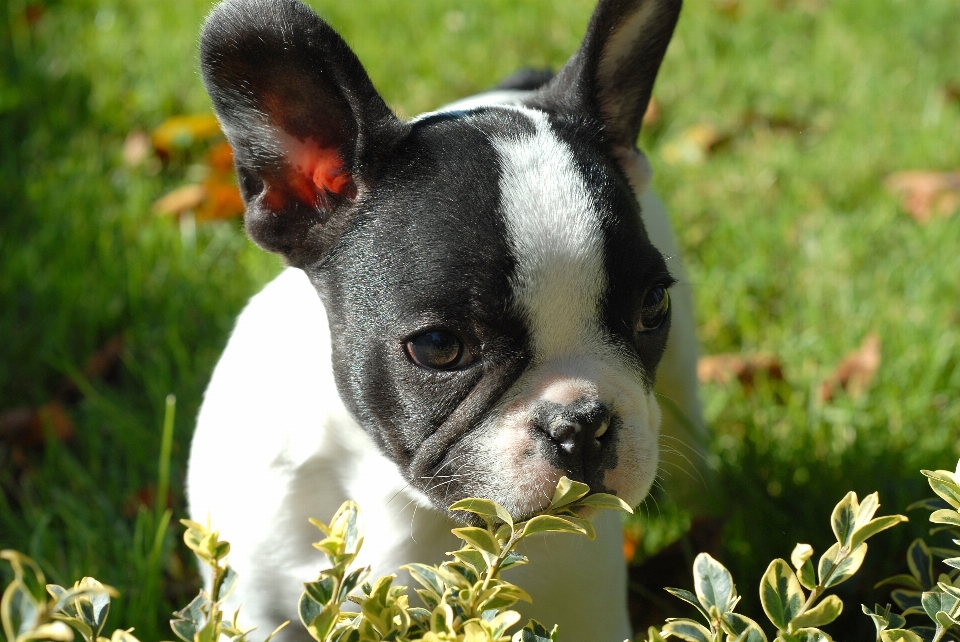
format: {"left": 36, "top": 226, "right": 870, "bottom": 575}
{"left": 188, "top": 0, "right": 701, "bottom": 639}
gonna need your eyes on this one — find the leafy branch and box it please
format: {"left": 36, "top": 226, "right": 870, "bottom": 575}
{"left": 875, "top": 460, "right": 960, "bottom": 642}
{"left": 295, "top": 476, "right": 633, "bottom": 642}
{"left": 649, "top": 490, "right": 907, "bottom": 642}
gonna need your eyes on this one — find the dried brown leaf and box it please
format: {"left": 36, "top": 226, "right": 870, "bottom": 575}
{"left": 56, "top": 335, "right": 125, "bottom": 403}
{"left": 153, "top": 184, "right": 205, "bottom": 216}
{"left": 151, "top": 114, "right": 222, "bottom": 155}
{"left": 884, "top": 170, "right": 960, "bottom": 223}
{"left": 206, "top": 141, "right": 236, "bottom": 175}
{"left": 0, "top": 402, "right": 74, "bottom": 447}
{"left": 945, "top": 82, "right": 960, "bottom": 106}
{"left": 197, "top": 179, "right": 245, "bottom": 221}
{"left": 819, "top": 332, "right": 881, "bottom": 402}
{"left": 660, "top": 123, "right": 731, "bottom": 166}
{"left": 83, "top": 335, "right": 125, "bottom": 380}
{"left": 697, "top": 353, "right": 784, "bottom": 391}
{"left": 0, "top": 407, "right": 34, "bottom": 440}
{"left": 717, "top": 0, "right": 742, "bottom": 20}
{"left": 642, "top": 97, "right": 660, "bottom": 127}
{"left": 24, "top": 3, "right": 45, "bottom": 25}
{"left": 123, "top": 130, "right": 152, "bottom": 167}
{"left": 124, "top": 484, "right": 172, "bottom": 517}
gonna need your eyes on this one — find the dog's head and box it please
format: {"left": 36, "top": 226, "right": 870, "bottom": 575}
{"left": 201, "top": 0, "right": 682, "bottom": 520}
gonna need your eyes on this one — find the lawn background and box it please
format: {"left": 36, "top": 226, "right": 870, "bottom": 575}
{"left": 1, "top": 0, "right": 958, "bottom": 639}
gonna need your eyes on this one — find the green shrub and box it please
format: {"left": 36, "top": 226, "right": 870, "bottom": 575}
{"left": 643, "top": 461, "right": 960, "bottom": 642}
{"left": 3, "top": 462, "right": 960, "bottom": 642}
{"left": 1, "top": 478, "right": 630, "bottom": 642}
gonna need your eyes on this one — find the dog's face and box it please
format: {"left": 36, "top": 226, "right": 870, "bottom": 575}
{"left": 201, "top": 0, "right": 683, "bottom": 519}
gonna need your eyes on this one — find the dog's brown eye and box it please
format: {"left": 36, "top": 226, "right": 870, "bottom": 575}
{"left": 638, "top": 285, "right": 670, "bottom": 333}
{"left": 406, "top": 331, "right": 465, "bottom": 370}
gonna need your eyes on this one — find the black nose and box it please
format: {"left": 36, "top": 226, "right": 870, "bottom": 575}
{"left": 534, "top": 399, "right": 612, "bottom": 469}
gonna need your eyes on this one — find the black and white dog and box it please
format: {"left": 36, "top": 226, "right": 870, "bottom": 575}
{"left": 188, "top": 0, "right": 703, "bottom": 639}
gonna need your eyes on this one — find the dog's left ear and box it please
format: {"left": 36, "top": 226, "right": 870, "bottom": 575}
{"left": 200, "top": 0, "right": 407, "bottom": 266}
{"left": 532, "top": 0, "right": 682, "bottom": 190}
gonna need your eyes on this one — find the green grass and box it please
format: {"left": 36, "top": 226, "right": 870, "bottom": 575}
{"left": 1, "top": 0, "right": 958, "bottom": 639}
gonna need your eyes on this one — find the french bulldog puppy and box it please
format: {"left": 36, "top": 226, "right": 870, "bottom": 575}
{"left": 188, "top": 0, "right": 703, "bottom": 639}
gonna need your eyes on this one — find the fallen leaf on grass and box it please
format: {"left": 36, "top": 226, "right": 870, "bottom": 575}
{"left": 124, "top": 484, "right": 172, "bottom": 517}
{"left": 0, "top": 407, "right": 34, "bottom": 440}
{"left": 151, "top": 113, "right": 222, "bottom": 156}
{"left": 57, "top": 334, "right": 126, "bottom": 403}
{"left": 744, "top": 110, "right": 809, "bottom": 134}
{"left": 0, "top": 402, "right": 74, "bottom": 448}
{"left": 819, "top": 332, "right": 881, "bottom": 402}
{"left": 717, "top": 0, "right": 742, "bottom": 20}
{"left": 152, "top": 184, "right": 205, "bottom": 216}
{"left": 206, "top": 140, "right": 235, "bottom": 174}
{"left": 152, "top": 142, "right": 244, "bottom": 220}
{"left": 24, "top": 3, "right": 45, "bottom": 26}
{"left": 153, "top": 179, "right": 244, "bottom": 221}
{"left": 2, "top": 336, "right": 124, "bottom": 452}
{"left": 697, "top": 353, "right": 784, "bottom": 391}
{"left": 772, "top": 0, "right": 824, "bottom": 13}
{"left": 197, "top": 180, "right": 245, "bottom": 221}
{"left": 642, "top": 97, "right": 660, "bottom": 127}
{"left": 945, "top": 82, "right": 960, "bottom": 106}
{"left": 198, "top": 142, "right": 244, "bottom": 221}
{"left": 884, "top": 170, "right": 960, "bottom": 223}
{"left": 83, "top": 334, "right": 125, "bottom": 380}
{"left": 123, "top": 130, "right": 151, "bottom": 167}
{"left": 660, "top": 123, "right": 731, "bottom": 166}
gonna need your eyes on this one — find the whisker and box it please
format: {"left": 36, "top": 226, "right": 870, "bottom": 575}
{"left": 386, "top": 481, "right": 413, "bottom": 508}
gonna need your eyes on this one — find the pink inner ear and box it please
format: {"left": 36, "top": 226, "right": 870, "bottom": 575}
{"left": 279, "top": 130, "right": 357, "bottom": 205}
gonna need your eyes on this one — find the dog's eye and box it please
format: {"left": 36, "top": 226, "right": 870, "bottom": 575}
{"left": 405, "top": 330, "right": 466, "bottom": 370}
{"left": 637, "top": 285, "right": 670, "bottom": 333}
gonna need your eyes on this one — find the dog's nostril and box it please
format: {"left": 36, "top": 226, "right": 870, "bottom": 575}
{"left": 548, "top": 418, "right": 582, "bottom": 453}
{"left": 594, "top": 417, "right": 610, "bottom": 439}
{"left": 537, "top": 400, "right": 612, "bottom": 457}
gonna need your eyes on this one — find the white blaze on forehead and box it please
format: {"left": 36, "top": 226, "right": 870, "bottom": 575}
{"left": 491, "top": 110, "right": 607, "bottom": 359}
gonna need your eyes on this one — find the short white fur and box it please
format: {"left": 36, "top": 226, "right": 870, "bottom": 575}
{"left": 492, "top": 108, "right": 608, "bottom": 361}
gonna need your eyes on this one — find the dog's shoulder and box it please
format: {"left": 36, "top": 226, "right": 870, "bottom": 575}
{"left": 187, "top": 268, "right": 349, "bottom": 511}
{"left": 198, "top": 268, "right": 334, "bottom": 431}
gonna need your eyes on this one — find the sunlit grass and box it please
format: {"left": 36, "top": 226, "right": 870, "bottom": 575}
{"left": 1, "top": 0, "right": 958, "bottom": 638}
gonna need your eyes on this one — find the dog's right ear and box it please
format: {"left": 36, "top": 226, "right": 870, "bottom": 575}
{"left": 531, "top": 0, "right": 682, "bottom": 193}
{"left": 201, "top": 0, "right": 407, "bottom": 266}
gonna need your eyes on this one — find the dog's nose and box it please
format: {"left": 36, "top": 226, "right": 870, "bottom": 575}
{"left": 535, "top": 399, "right": 612, "bottom": 464}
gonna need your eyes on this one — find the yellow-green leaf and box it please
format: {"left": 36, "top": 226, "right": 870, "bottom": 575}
{"left": 818, "top": 542, "right": 867, "bottom": 588}
{"left": 880, "top": 630, "right": 923, "bottom": 642}
{"left": 851, "top": 515, "right": 908, "bottom": 550}
{"left": 449, "top": 498, "right": 514, "bottom": 528}
{"left": 760, "top": 559, "right": 805, "bottom": 629}
{"left": 572, "top": 493, "right": 633, "bottom": 514}
{"left": 305, "top": 604, "right": 339, "bottom": 642}
{"left": 830, "top": 492, "right": 859, "bottom": 548}
{"left": 790, "top": 545, "right": 813, "bottom": 571}
{"left": 451, "top": 527, "right": 501, "bottom": 559}
{"left": 787, "top": 627, "right": 833, "bottom": 642}
{"left": 693, "top": 553, "right": 737, "bottom": 614}
{"left": 721, "top": 613, "right": 768, "bottom": 642}
{"left": 661, "top": 619, "right": 712, "bottom": 642}
{"left": 519, "top": 515, "right": 588, "bottom": 539}
{"left": 788, "top": 595, "right": 842, "bottom": 631}
{"left": 548, "top": 477, "right": 590, "bottom": 510}
{"left": 931, "top": 509, "right": 960, "bottom": 527}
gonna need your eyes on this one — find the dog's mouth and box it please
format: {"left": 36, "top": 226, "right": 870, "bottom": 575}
{"left": 414, "top": 420, "right": 624, "bottom": 525}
